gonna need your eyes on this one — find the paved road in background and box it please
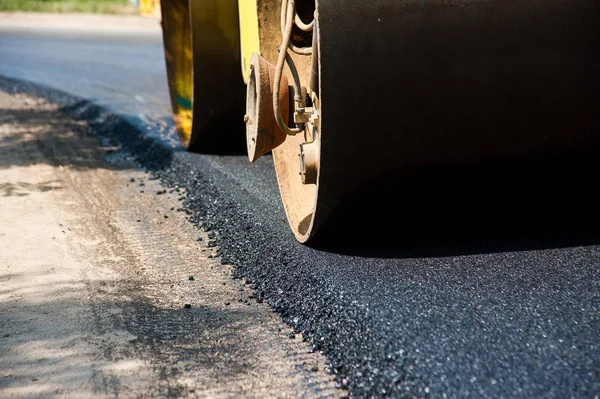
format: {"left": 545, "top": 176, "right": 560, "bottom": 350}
{"left": 0, "top": 13, "right": 176, "bottom": 146}
{"left": 1, "top": 14, "right": 599, "bottom": 398}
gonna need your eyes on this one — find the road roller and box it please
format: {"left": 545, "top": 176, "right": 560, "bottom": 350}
{"left": 159, "top": 0, "right": 598, "bottom": 243}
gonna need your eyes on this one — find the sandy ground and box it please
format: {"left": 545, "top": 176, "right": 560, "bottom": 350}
{"left": 0, "top": 90, "right": 342, "bottom": 398}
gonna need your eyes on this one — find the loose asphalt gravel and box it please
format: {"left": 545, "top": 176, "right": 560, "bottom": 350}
{"left": 1, "top": 20, "right": 599, "bottom": 398}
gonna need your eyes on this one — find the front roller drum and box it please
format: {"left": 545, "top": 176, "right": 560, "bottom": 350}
{"left": 248, "top": 0, "right": 599, "bottom": 243}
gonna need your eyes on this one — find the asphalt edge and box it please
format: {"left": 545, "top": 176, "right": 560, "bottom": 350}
{"left": 0, "top": 75, "right": 411, "bottom": 399}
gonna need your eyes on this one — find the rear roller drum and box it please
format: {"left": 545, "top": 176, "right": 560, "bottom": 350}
{"left": 160, "top": 0, "right": 246, "bottom": 152}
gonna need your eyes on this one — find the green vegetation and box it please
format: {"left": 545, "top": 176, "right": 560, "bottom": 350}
{"left": 0, "top": 0, "right": 137, "bottom": 14}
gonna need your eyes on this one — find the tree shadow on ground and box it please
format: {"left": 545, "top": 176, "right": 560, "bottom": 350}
{"left": 0, "top": 76, "right": 175, "bottom": 173}
{"left": 0, "top": 102, "right": 173, "bottom": 172}
{"left": 0, "top": 276, "right": 260, "bottom": 397}
{"left": 0, "top": 180, "right": 63, "bottom": 197}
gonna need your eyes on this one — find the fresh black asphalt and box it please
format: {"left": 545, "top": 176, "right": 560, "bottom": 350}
{"left": 1, "top": 28, "right": 599, "bottom": 398}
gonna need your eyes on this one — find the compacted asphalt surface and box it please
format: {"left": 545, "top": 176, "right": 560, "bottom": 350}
{"left": 1, "top": 14, "right": 599, "bottom": 398}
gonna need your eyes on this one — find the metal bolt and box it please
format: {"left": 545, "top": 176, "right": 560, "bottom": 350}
{"left": 244, "top": 114, "right": 250, "bottom": 123}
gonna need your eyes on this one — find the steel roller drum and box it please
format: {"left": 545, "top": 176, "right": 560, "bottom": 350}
{"left": 305, "top": 0, "right": 599, "bottom": 242}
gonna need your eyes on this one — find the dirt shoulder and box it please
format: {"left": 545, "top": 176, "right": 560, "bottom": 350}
{"left": 0, "top": 88, "right": 342, "bottom": 398}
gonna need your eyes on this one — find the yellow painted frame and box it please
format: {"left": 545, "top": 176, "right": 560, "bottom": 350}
{"left": 140, "top": 0, "right": 161, "bottom": 17}
{"left": 237, "top": 0, "right": 261, "bottom": 83}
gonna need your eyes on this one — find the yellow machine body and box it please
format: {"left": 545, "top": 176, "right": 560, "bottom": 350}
{"left": 237, "top": 1, "right": 260, "bottom": 83}
{"left": 140, "top": 0, "right": 161, "bottom": 17}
